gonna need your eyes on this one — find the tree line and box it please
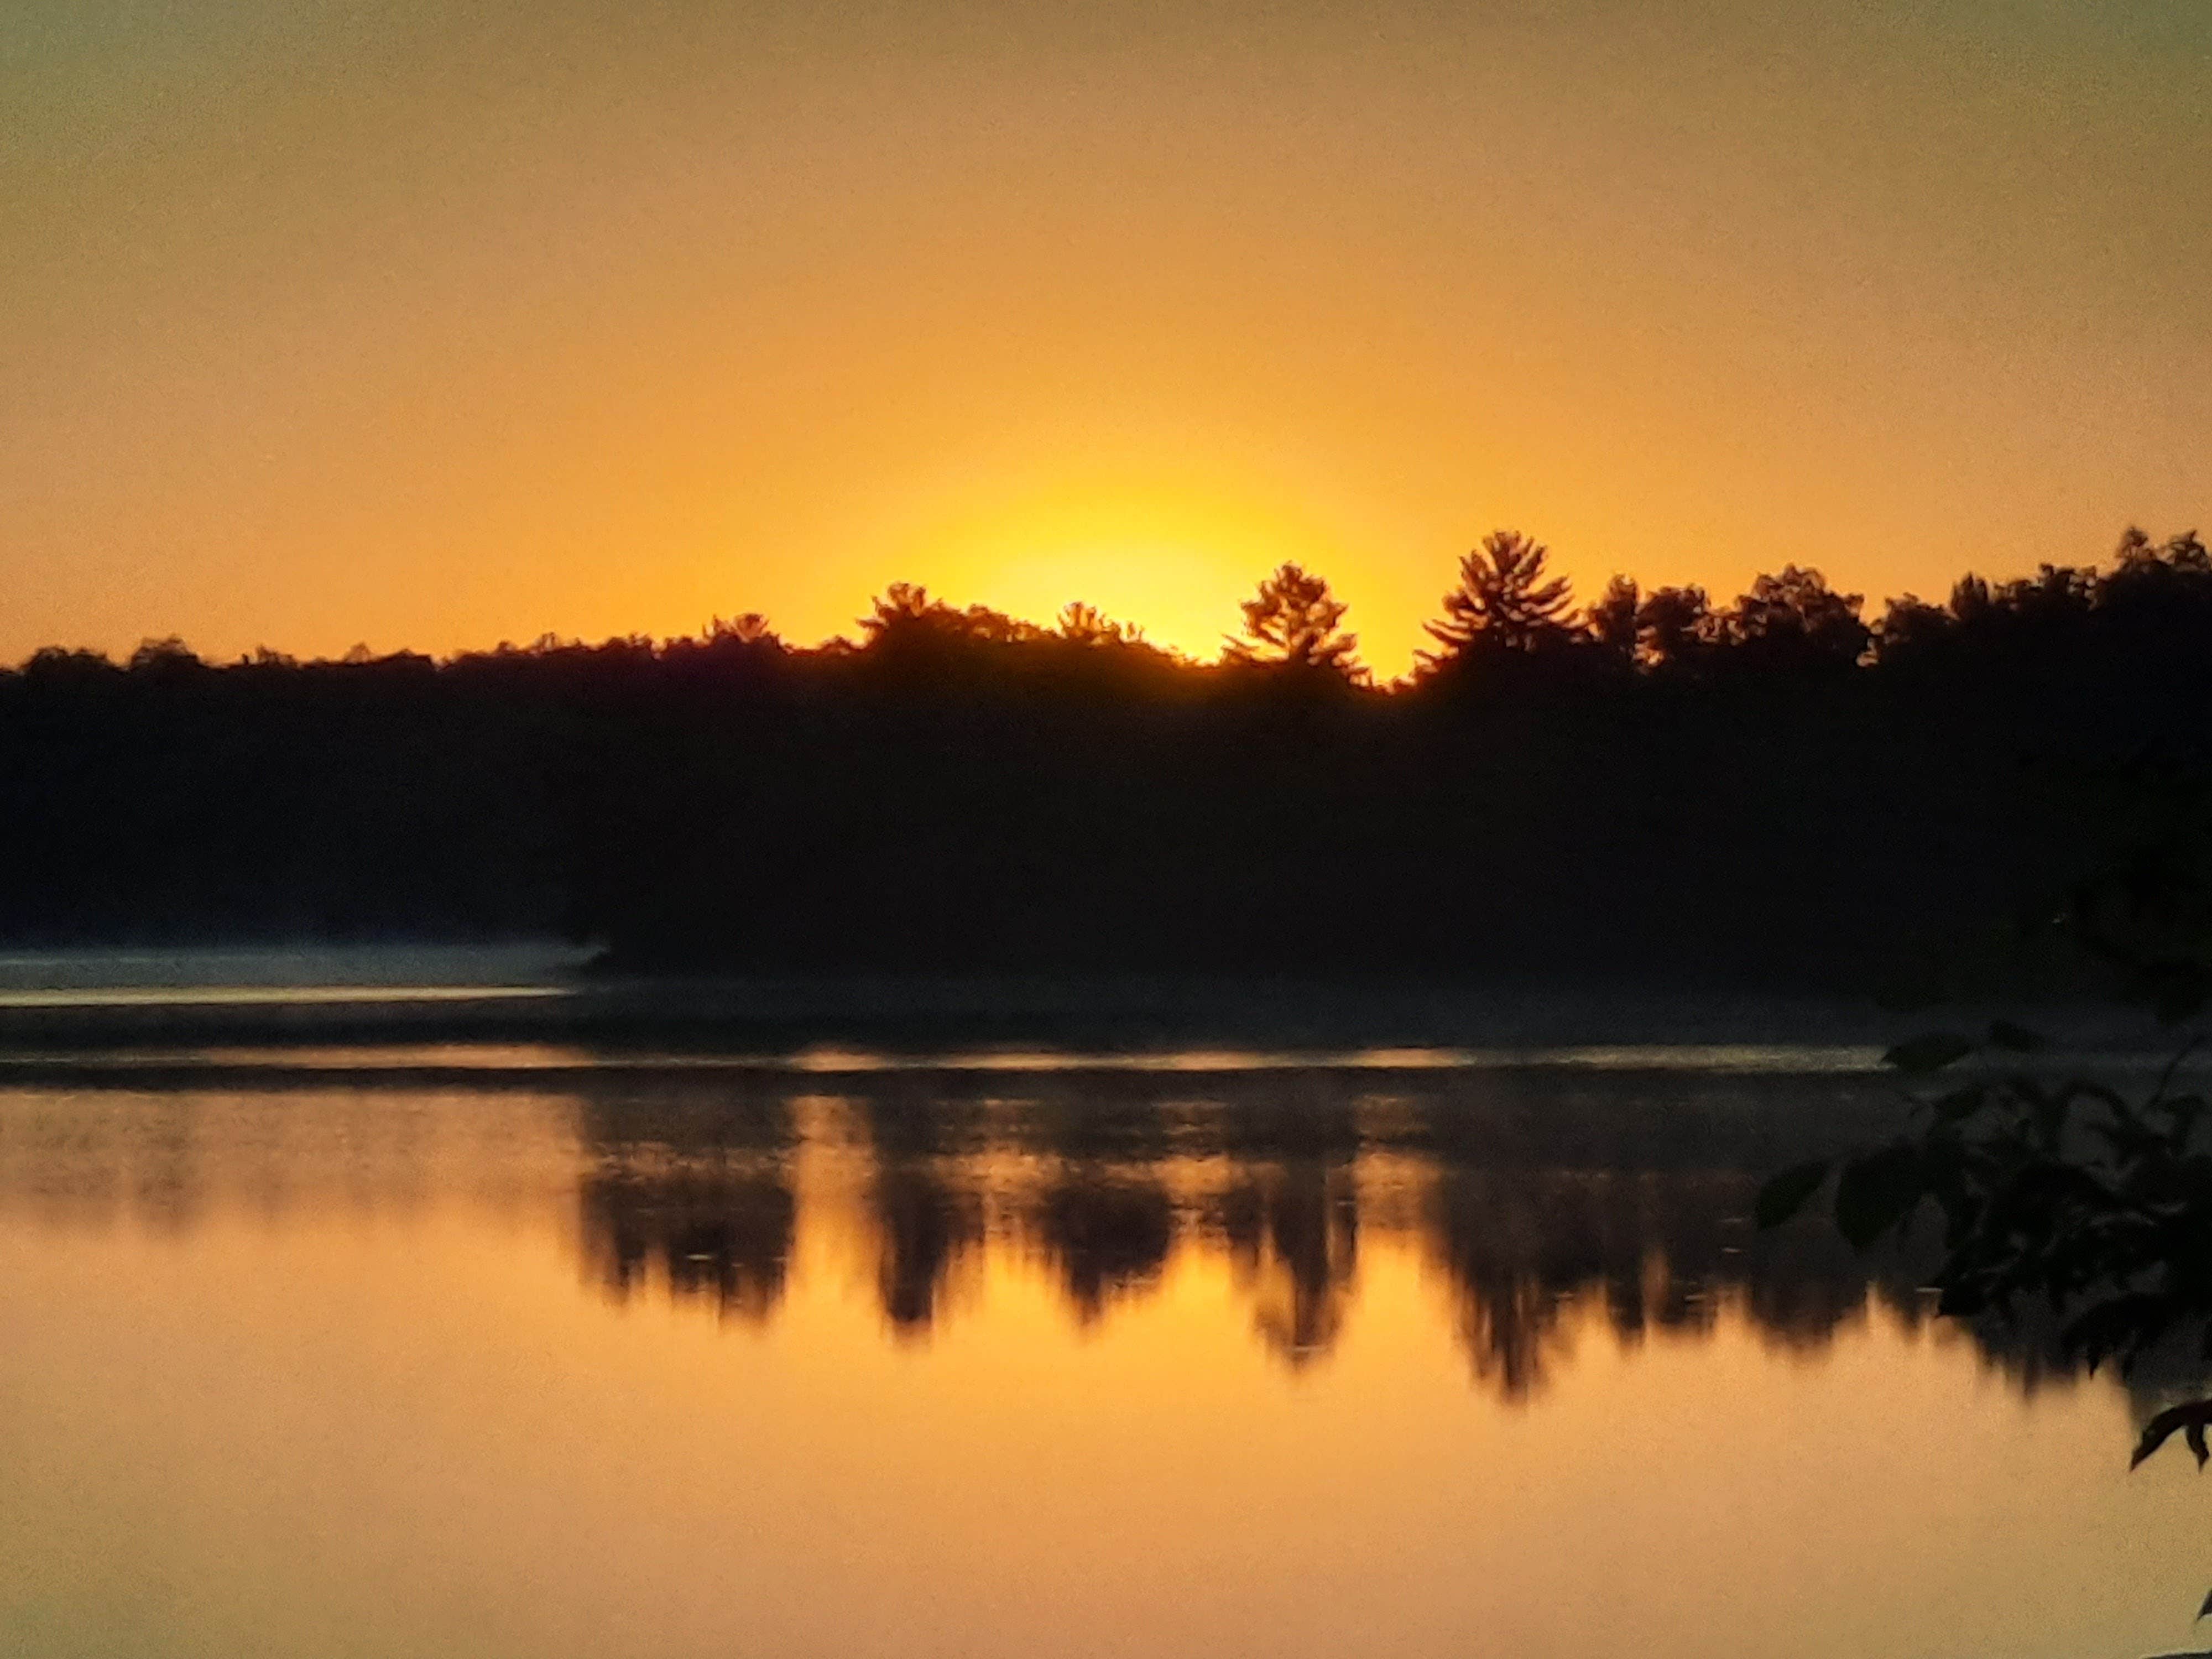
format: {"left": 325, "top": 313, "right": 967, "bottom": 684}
{"left": 1, "top": 525, "right": 2205, "bottom": 986}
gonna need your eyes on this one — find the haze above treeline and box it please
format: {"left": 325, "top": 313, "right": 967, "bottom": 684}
{"left": 3, "top": 524, "right": 2206, "bottom": 992}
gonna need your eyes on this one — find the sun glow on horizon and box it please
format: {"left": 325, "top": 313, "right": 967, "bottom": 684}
{"left": 4, "top": 0, "right": 2204, "bottom": 676}
{"left": 843, "top": 457, "right": 1421, "bottom": 667}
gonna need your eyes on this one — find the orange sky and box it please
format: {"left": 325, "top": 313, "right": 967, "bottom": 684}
{"left": 6, "top": 1, "right": 2208, "bottom": 675}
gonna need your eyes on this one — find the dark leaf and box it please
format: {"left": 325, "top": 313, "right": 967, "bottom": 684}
{"left": 1884, "top": 1032, "right": 1974, "bottom": 1074}
{"left": 1833, "top": 1142, "right": 1924, "bottom": 1249}
{"left": 2131, "top": 1399, "right": 2212, "bottom": 1470}
{"left": 1756, "top": 1161, "right": 1830, "bottom": 1230}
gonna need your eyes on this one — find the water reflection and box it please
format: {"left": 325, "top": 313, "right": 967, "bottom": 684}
{"left": 1034, "top": 1167, "right": 1176, "bottom": 1324}
{"left": 1212, "top": 1158, "right": 1360, "bottom": 1365}
{"left": 574, "top": 1089, "right": 797, "bottom": 1322}
{"left": 0, "top": 1059, "right": 2178, "bottom": 1404}
{"left": 556, "top": 1066, "right": 1941, "bottom": 1392}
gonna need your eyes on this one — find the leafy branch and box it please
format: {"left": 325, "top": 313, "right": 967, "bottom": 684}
{"left": 1762, "top": 1019, "right": 2212, "bottom": 1383}
{"left": 1761, "top": 1014, "right": 2212, "bottom": 1635}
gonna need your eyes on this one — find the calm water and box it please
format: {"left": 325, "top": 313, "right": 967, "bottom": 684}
{"left": 3, "top": 1047, "right": 2207, "bottom": 1658}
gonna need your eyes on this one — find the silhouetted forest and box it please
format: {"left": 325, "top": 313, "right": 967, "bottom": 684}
{"left": 5, "top": 526, "right": 2208, "bottom": 989}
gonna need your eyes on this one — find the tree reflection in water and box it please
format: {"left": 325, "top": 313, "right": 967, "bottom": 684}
{"left": 6, "top": 1062, "right": 2189, "bottom": 1406}
{"left": 575, "top": 1087, "right": 799, "bottom": 1323}
{"left": 561, "top": 1062, "right": 2141, "bottom": 1400}
{"left": 1032, "top": 1168, "right": 1175, "bottom": 1325}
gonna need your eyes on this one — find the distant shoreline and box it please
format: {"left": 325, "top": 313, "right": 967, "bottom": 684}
{"left": 0, "top": 946, "right": 2179, "bottom": 1065}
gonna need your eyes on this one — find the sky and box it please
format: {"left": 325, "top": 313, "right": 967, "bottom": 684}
{"left": 4, "top": 1, "right": 2208, "bottom": 676}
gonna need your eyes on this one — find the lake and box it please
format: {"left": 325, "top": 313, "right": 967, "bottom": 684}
{"left": 2, "top": 1021, "right": 2207, "bottom": 1658}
